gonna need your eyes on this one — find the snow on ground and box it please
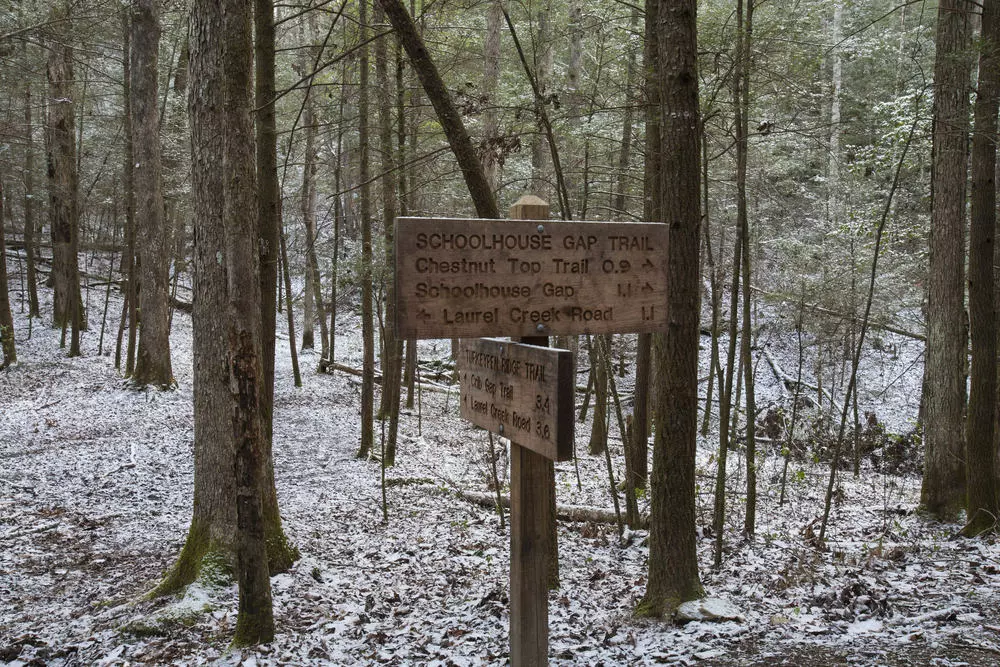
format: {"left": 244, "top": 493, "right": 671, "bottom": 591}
{"left": 3, "top": 265, "right": 1000, "bottom": 666}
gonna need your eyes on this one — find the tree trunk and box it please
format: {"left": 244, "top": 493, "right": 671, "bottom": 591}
{"left": 0, "top": 181, "right": 16, "bottom": 368}
{"left": 736, "top": 0, "right": 756, "bottom": 538}
{"left": 46, "top": 4, "right": 83, "bottom": 353}
{"left": 22, "top": 81, "right": 40, "bottom": 318}
{"left": 921, "top": 0, "right": 973, "bottom": 520}
{"left": 153, "top": 0, "right": 300, "bottom": 643}
{"left": 358, "top": 0, "right": 376, "bottom": 459}
{"left": 638, "top": 0, "right": 704, "bottom": 618}
{"left": 375, "top": 1, "right": 403, "bottom": 465}
{"left": 255, "top": 0, "right": 297, "bottom": 571}
{"left": 965, "top": 0, "right": 1000, "bottom": 536}
{"left": 588, "top": 335, "right": 609, "bottom": 455}
{"left": 121, "top": 9, "right": 138, "bottom": 375}
{"left": 130, "top": 0, "right": 173, "bottom": 388}
{"left": 530, "top": 0, "right": 552, "bottom": 202}
{"left": 482, "top": 0, "right": 502, "bottom": 191}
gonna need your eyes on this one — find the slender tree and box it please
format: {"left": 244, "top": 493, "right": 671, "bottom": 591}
{"left": 375, "top": 0, "right": 403, "bottom": 465}
{"left": 736, "top": 0, "right": 757, "bottom": 537}
{"left": 255, "top": 0, "right": 297, "bottom": 568}
{"left": 121, "top": 8, "right": 139, "bottom": 375}
{"left": 0, "top": 181, "right": 16, "bottom": 369}
{"left": 22, "top": 80, "right": 39, "bottom": 319}
{"left": 358, "top": 0, "right": 376, "bottom": 459}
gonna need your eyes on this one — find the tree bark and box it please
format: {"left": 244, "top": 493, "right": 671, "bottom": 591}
{"left": 22, "top": 81, "right": 40, "bottom": 318}
{"left": 965, "top": 0, "right": 1000, "bottom": 536}
{"left": 482, "top": 0, "right": 502, "bottom": 191}
{"left": 121, "top": 9, "right": 138, "bottom": 375}
{"left": 736, "top": 0, "right": 757, "bottom": 538}
{"left": 358, "top": 0, "right": 376, "bottom": 459}
{"left": 153, "top": 0, "right": 299, "bottom": 644}
{"left": 130, "top": 0, "right": 174, "bottom": 388}
{"left": 375, "top": 1, "right": 403, "bottom": 465}
{"left": 921, "top": 0, "right": 973, "bottom": 520}
{"left": 46, "top": 3, "right": 83, "bottom": 353}
{"left": 638, "top": 0, "right": 704, "bottom": 617}
{"left": 587, "top": 335, "right": 609, "bottom": 455}
{"left": 255, "top": 0, "right": 298, "bottom": 572}
{"left": 0, "top": 181, "right": 16, "bottom": 368}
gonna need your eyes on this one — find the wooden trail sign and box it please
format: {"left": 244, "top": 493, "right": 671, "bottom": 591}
{"left": 458, "top": 338, "right": 573, "bottom": 461}
{"left": 395, "top": 217, "right": 669, "bottom": 339}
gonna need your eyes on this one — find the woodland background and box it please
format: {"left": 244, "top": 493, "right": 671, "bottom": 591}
{"left": 3, "top": 0, "right": 1000, "bottom": 664}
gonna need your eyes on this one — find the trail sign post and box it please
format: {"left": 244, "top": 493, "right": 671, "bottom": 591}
{"left": 394, "top": 195, "right": 668, "bottom": 666}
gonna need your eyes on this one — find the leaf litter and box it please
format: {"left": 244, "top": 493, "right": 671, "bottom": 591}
{"left": 1, "top": 280, "right": 999, "bottom": 665}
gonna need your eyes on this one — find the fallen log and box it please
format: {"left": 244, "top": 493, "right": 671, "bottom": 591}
{"left": 392, "top": 479, "right": 647, "bottom": 527}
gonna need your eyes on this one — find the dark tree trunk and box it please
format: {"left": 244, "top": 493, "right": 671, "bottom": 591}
{"left": 121, "top": 10, "right": 138, "bottom": 375}
{"left": 965, "top": 0, "right": 1000, "bottom": 536}
{"left": 735, "top": 0, "right": 757, "bottom": 537}
{"left": 255, "top": 0, "right": 297, "bottom": 571}
{"left": 0, "top": 181, "right": 16, "bottom": 368}
{"left": 23, "top": 82, "right": 40, "bottom": 318}
{"left": 130, "top": 0, "right": 174, "bottom": 388}
{"left": 46, "top": 5, "right": 83, "bottom": 354}
{"left": 588, "top": 335, "right": 609, "bottom": 455}
{"left": 359, "top": 0, "right": 376, "bottom": 459}
{"left": 638, "top": 0, "right": 704, "bottom": 618}
{"left": 375, "top": 1, "right": 402, "bottom": 465}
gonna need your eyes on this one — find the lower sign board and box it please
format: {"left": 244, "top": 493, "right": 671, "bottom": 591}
{"left": 395, "top": 217, "right": 668, "bottom": 339}
{"left": 458, "top": 338, "right": 573, "bottom": 461}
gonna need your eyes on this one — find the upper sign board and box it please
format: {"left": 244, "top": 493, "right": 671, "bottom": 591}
{"left": 395, "top": 217, "right": 668, "bottom": 339}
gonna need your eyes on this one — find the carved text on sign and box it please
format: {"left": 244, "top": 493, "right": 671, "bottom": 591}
{"left": 458, "top": 338, "right": 573, "bottom": 461}
{"left": 395, "top": 218, "right": 668, "bottom": 339}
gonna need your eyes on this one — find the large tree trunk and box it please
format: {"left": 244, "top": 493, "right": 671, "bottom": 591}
{"left": 638, "top": 0, "right": 704, "bottom": 618}
{"left": 921, "top": 0, "right": 973, "bottom": 520}
{"left": 965, "top": 0, "right": 1000, "bottom": 536}
{"left": 46, "top": 4, "right": 83, "bottom": 354}
{"left": 130, "top": 0, "right": 173, "bottom": 388}
{"left": 152, "top": 1, "right": 298, "bottom": 644}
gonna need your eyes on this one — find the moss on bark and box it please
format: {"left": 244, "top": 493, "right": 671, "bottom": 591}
{"left": 148, "top": 518, "right": 230, "bottom": 598}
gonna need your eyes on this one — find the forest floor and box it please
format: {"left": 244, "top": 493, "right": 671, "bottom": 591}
{"left": 3, "top": 266, "right": 1000, "bottom": 666}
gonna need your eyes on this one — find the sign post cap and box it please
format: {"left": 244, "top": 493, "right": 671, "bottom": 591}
{"left": 510, "top": 195, "right": 550, "bottom": 221}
